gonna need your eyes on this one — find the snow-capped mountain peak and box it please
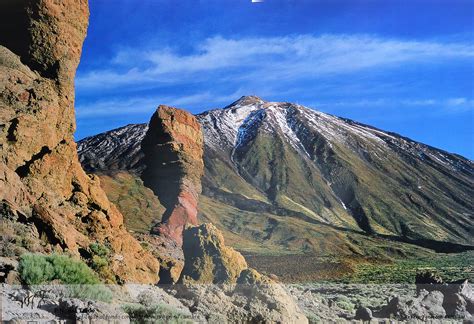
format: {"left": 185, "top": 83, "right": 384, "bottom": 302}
{"left": 77, "top": 96, "right": 474, "bottom": 252}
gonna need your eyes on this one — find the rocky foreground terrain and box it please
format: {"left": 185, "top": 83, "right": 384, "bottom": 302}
{"left": 2, "top": 272, "right": 473, "bottom": 322}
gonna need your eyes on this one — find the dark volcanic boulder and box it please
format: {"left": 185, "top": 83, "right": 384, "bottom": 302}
{"left": 141, "top": 105, "right": 204, "bottom": 245}
{"left": 354, "top": 306, "right": 372, "bottom": 321}
{"left": 415, "top": 271, "right": 444, "bottom": 293}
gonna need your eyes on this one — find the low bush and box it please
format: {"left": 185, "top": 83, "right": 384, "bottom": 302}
{"left": 18, "top": 254, "right": 112, "bottom": 302}
{"left": 340, "top": 251, "right": 474, "bottom": 284}
{"left": 88, "top": 243, "right": 116, "bottom": 284}
{"left": 335, "top": 295, "right": 355, "bottom": 311}
{"left": 89, "top": 242, "right": 110, "bottom": 258}
{"left": 18, "top": 253, "right": 55, "bottom": 285}
{"left": 123, "top": 303, "right": 192, "bottom": 323}
{"left": 306, "top": 312, "right": 321, "bottom": 324}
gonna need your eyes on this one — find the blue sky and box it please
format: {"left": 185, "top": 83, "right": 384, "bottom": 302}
{"left": 76, "top": 0, "right": 474, "bottom": 159}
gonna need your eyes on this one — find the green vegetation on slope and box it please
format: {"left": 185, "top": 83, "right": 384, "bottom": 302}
{"left": 340, "top": 251, "right": 474, "bottom": 284}
{"left": 98, "top": 171, "right": 165, "bottom": 233}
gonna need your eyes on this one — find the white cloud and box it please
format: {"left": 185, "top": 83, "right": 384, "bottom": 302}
{"left": 314, "top": 97, "right": 474, "bottom": 113}
{"left": 76, "top": 34, "right": 474, "bottom": 90}
{"left": 76, "top": 91, "right": 245, "bottom": 118}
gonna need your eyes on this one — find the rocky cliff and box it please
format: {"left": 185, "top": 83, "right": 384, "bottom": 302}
{"left": 141, "top": 105, "right": 204, "bottom": 245}
{"left": 0, "top": 0, "right": 159, "bottom": 283}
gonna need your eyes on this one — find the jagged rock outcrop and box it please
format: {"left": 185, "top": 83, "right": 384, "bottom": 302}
{"left": 141, "top": 105, "right": 204, "bottom": 245}
{"left": 0, "top": 0, "right": 159, "bottom": 283}
{"left": 175, "top": 223, "right": 307, "bottom": 322}
{"left": 178, "top": 223, "right": 247, "bottom": 284}
{"left": 377, "top": 290, "right": 446, "bottom": 319}
{"left": 377, "top": 279, "right": 474, "bottom": 320}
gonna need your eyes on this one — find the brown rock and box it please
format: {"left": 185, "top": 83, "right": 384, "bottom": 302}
{"left": 178, "top": 223, "right": 247, "bottom": 284}
{"left": 134, "top": 233, "right": 184, "bottom": 284}
{"left": 141, "top": 105, "right": 204, "bottom": 245}
{"left": 0, "top": 0, "right": 159, "bottom": 283}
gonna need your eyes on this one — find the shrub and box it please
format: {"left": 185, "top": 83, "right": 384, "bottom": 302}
{"left": 123, "top": 303, "right": 192, "bottom": 323}
{"left": 89, "top": 243, "right": 110, "bottom": 258}
{"left": 137, "top": 291, "right": 155, "bottom": 307}
{"left": 306, "top": 312, "right": 321, "bottom": 323}
{"left": 18, "top": 254, "right": 55, "bottom": 285}
{"left": 88, "top": 243, "right": 116, "bottom": 284}
{"left": 335, "top": 296, "right": 355, "bottom": 311}
{"left": 18, "top": 254, "right": 112, "bottom": 302}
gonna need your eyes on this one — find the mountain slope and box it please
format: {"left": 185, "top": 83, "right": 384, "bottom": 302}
{"left": 78, "top": 96, "right": 474, "bottom": 256}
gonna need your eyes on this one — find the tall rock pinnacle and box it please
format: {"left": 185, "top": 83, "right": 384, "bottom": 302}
{"left": 0, "top": 0, "right": 159, "bottom": 283}
{"left": 141, "top": 105, "right": 204, "bottom": 245}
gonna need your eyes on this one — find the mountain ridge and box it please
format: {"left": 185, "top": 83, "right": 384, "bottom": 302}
{"left": 78, "top": 96, "right": 474, "bottom": 256}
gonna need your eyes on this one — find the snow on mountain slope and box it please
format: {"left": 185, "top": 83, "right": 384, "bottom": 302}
{"left": 78, "top": 96, "right": 474, "bottom": 253}
{"left": 78, "top": 123, "right": 148, "bottom": 172}
{"left": 197, "top": 96, "right": 472, "bottom": 175}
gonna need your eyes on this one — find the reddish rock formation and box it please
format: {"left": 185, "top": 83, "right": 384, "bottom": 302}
{"left": 0, "top": 0, "right": 159, "bottom": 283}
{"left": 141, "top": 105, "right": 204, "bottom": 245}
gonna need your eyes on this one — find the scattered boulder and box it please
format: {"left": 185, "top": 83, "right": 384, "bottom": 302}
{"left": 0, "top": 256, "right": 19, "bottom": 283}
{"left": 173, "top": 223, "right": 307, "bottom": 322}
{"left": 415, "top": 270, "right": 443, "bottom": 293}
{"left": 377, "top": 277, "right": 474, "bottom": 320}
{"left": 237, "top": 268, "right": 272, "bottom": 285}
{"left": 442, "top": 279, "right": 473, "bottom": 319}
{"left": 178, "top": 223, "right": 247, "bottom": 284}
{"left": 58, "top": 298, "right": 130, "bottom": 323}
{"left": 134, "top": 233, "right": 184, "bottom": 285}
{"left": 354, "top": 306, "right": 372, "bottom": 321}
{"left": 174, "top": 280, "right": 308, "bottom": 323}
{"left": 421, "top": 290, "right": 446, "bottom": 319}
{"left": 377, "top": 290, "right": 445, "bottom": 320}
{"left": 141, "top": 105, "right": 204, "bottom": 245}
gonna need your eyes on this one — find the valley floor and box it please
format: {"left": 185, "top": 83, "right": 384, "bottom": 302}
{"left": 245, "top": 251, "right": 474, "bottom": 284}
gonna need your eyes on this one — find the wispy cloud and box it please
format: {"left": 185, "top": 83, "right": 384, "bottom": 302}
{"left": 76, "top": 34, "right": 474, "bottom": 90}
{"left": 76, "top": 91, "right": 244, "bottom": 118}
{"left": 313, "top": 97, "right": 474, "bottom": 115}
{"left": 78, "top": 93, "right": 474, "bottom": 120}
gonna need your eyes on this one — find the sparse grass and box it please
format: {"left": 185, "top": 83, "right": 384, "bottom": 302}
{"left": 0, "top": 220, "right": 45, "bottom": 257}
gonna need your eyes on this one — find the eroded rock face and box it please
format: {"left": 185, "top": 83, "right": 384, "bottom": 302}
{"left": 378, "top": 290, "right": 446, "bottom": 319}
{"left": 141, "top": 105, "right": 204, "bottom": 245}
{"left": 178, "top": 223, "right": 248, "bottom": 284}
{"left": 176, "top": 264, "right": 308, "bottom": 323}
{"left": 0, "top": 0, "right": 159, "bottom": 283}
